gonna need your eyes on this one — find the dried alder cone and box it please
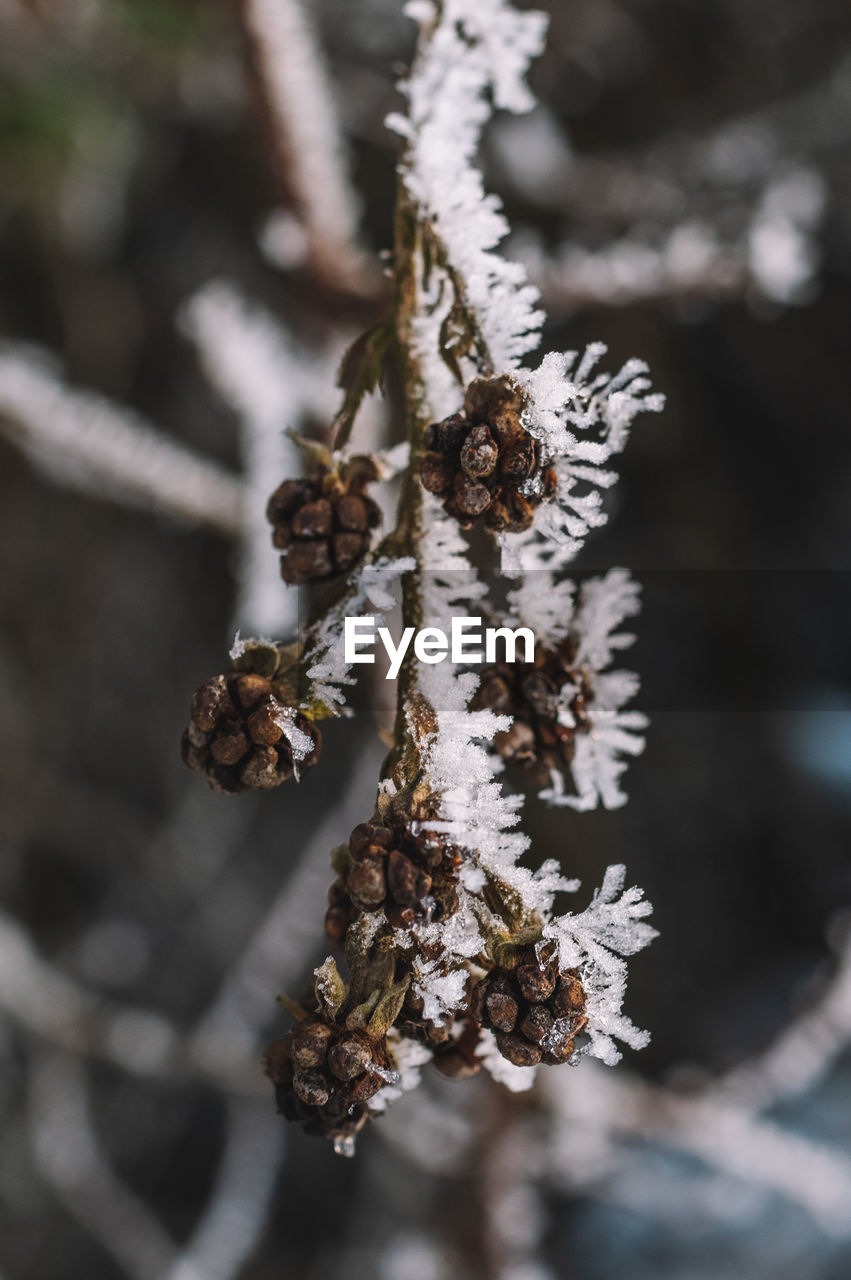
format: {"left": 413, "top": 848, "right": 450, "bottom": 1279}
{"left": 267, "top": 454, "right": 382, "bottom": 585}
{"left": 264, "top": 1016, "right": 391, "bottom": 1142}
{"left": 182, "top": 643, "right": 321, "bottom": 794}
{"left": 471, "top": 945, "right": 588, "bottom": 1067}
{"left": 472, "top": 637, "right": 593, "bottom": 791}
{"left": 419, "top": 376, "right": 555, "bottom": 532}
{"left": 326, "top": 816, "right": 462, "bottom": 938}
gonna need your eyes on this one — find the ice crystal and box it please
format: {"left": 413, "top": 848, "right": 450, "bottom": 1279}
{"left": 543, "top": 865, "right": 657, "bottom": 1065}
{"left": 368, "top": 1034, "right": 434, "bottom": 1114}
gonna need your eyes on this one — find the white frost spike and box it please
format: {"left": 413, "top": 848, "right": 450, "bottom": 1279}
{"left": 573, "top": 569, "right": 641, "bottom": 669}
{"left": 411, "top": 959, "right": 470, "bottom": 1027}
{"left": 542, "top": 701, "right": 648, "bottom": 813}
{"left": 543, "top": 865, "right": 657, "bottom": 1066}
{"left": 507, "top": 574, "right": 575, "bottom": 646}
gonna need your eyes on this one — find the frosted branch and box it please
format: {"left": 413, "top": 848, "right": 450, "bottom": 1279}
{"left": 30, "top": 1053, "right": 180, "bottom": 1279}
{"left": 239, "top": 0, "right": 367, "bottom": 289}
{"left": 165, "top": 1099, "right": 282, "bottom": 1280}
{"left": 0, "top": 345, "right": 245, "bottom": 537}
{"left": 181, "top": 280, "right": 337, "bottom": 636}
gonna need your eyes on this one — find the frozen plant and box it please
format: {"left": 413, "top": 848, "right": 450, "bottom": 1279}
{"left": 182, "top": 0, "right": 662, "bottom": 1150}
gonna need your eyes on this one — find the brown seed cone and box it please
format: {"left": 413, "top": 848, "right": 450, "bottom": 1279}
{"left": 267, "top": 456, "right": 382, "bottom": 586}
{"left": 182, "top": 669, "right": 320, "bottom": 794}
{"left": 264, "top": 1016, "right": 393, "bottom": 1142}
{"left": 342, "top": 816, "right": 460, "bottom": 923}
{"left": 418, "top": 382, "right": 556, "bottom": 533}
{"left": 469, "top": 946, "right": 587, "bottom": 1068}
{"left": 471, "top": 638, "right": 594, "bottom": 793}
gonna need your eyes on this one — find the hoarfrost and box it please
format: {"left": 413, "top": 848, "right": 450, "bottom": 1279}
{"left": 369, "top": 1033, "right": 434, "bottom": 1114}
{"left": 543, "top": 865, "right": 657, "bottom": 1065}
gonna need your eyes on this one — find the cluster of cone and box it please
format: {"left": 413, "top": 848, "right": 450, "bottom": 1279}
{"left": 325, "top": 817, "right": 462, "bottom": 940}
{"left": 265, "top": 804, "right": 588, "bottom": 1144}
{"left": 419, "top": 377, "right": 555, "bottom": 532}
{"left": 472, "top": 637, "right": 593, "bottom": 791}
{"left": 470, "top": 945, "right": 587, "bottom": 1066}
{"left": 264, "top": 1015, "right": 393, "bottom": 1143}
{"left": 182, "top": 644, "right": 321, "bottom": 795}
{"left": 267, "top": 455, "right": 382, "bottom": 586}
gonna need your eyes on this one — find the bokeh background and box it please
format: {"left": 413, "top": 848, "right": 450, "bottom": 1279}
{"left": 1, "top": 1, "right": 850, "bottom": 1277}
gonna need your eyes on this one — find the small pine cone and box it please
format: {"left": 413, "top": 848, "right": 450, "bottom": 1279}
{"left": 267, "top": 455, "right": 382, "bottom": 586}
{"left": 471, "top": 645, "right": 594, "bottom": 793}
{"left": 418, "top": 378, "right": 554, "bottom": 533}
{"left": 470, "top": 946, "right": 587, "bottom": 1068}
{"left": 182, "top": 668, "right": 320, "bottom": 794}
{"left": 343, "top": 816, "right": 456, "bottom": 924}
{"left": 264, "top": 1017, "right": 392, "bottom": 1142}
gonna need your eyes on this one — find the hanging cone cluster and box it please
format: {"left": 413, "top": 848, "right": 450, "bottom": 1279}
{"left": 470, "top": 944, "right": 587, "bottom": 1066}
{"left": 264, "top": 1016, "right": 393, "bottom": 1142}
{"left": 267, "top": 454, "right": 382, "bottom": 586}
{"left": 471, "top": 639, "right": 593, "bottom": 791}
{"left": 419, "top": 376, "right": 555, "bottom": 532}
{"left": 182, "top": 646, "right": 321, "bottom": 794}
{"left": 325, "top": 816, "right": 462, "bottom": 940}
{"left": 272, "top": 798, "right": 599, "bottom": 1145}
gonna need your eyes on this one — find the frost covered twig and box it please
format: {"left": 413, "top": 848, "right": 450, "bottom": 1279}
{"left": 239, "top": 0, "right": 370, "bottom": 291}
{"left": 165, "top": 1099, "right": 282, "bottom": 1280}
{"left": 0, "top": 910, "right": 259, "bottom": 1094}
{"left": 180, "top": 0, "right": 660, "bottom": 1151}
{"left": 718, "top": 916, "right": 851, "bottom": 1112}
{"left": 527, "top": 167, "right": 825, "bottom": 313}
{"left": 0, "top": 345, "right": 245, "bottom": 536}
{"left": 181, "top": 280, "right": 338, "bottom": 636}
{"left": 30, "top": 1054, "right": 181, "bottom": 1279}
{"left": 538, "top": 1060, "right": 851, "bottom": 1234}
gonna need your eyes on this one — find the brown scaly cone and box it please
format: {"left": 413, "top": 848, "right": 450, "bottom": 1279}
{"left": 267, "top": 454, "right": 382, "bottom": 586}
{"left": 332, "top": 817, "right": 462, "bottom": 935}
{"left": 264, "top": 1016, "right": 392, "bottom": 1142}
{"left": 418, "top": 375, "right": 556, "bottom": 533}
{"left": 182, "top": 643, "right": 321, "bottom": 795}
{"left": 471, "top": 637, "right": 593, "bottom": 792}
{"left": 470, "top": 944, "right": 588, "bottom": 1067}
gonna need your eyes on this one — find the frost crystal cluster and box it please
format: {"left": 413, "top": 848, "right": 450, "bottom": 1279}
{"left": 182, "top": 0, "right": 662, "bottom": 1148}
